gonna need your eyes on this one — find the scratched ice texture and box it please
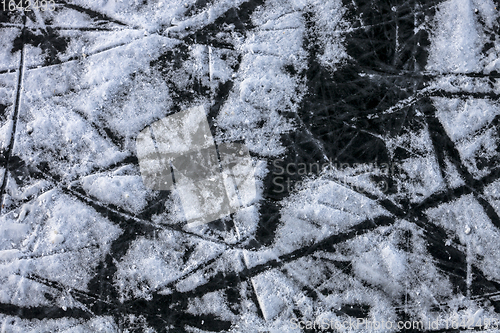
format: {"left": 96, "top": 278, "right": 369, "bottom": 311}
{"left": 1, "top": 0, "right": 500, "bottom": 332}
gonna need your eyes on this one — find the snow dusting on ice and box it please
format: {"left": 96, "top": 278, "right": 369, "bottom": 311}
{"left": 0, "top": 0, "right": 500, "bottom": 331}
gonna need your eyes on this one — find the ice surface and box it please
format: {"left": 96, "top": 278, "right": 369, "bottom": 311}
{"left": 1, "top": 0, "right": 500, "bottom": 331}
